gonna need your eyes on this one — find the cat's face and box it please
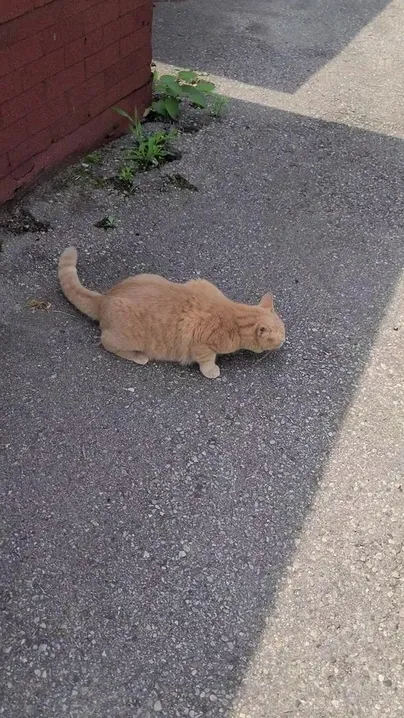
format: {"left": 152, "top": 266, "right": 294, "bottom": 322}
{"left": 249, "top": 293, "right": 285, "bottom": 353}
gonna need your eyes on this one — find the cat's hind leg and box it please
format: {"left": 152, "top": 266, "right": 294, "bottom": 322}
{"left": 101, "top": 330, "right": 149, "bottom": 365}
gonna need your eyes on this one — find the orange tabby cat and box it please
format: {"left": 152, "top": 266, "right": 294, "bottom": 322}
{"left": 59, "top": 247, "right": 285, "bottom": 378}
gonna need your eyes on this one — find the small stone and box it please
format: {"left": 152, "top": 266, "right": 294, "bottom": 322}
{"left": 126, "top": 388, "right": 135, "bottom": 392}
{"left": 209, "top": 694, "right": 217, "bottom": 702}
{"left": 178, "top": 551, "right": 186, "bottom": 558}
{"left": 383, "top": 677, "right": 392, "bottom": 687}
{"left": 153, "top": 700, "right": 162, "bottom": 712}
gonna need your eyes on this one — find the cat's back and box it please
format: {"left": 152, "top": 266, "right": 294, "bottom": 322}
{"left": 185, "top": 278, "right": 228, "bottom": 303}
{"left": 106, "top": 273, "right": 184, "bottom": 301}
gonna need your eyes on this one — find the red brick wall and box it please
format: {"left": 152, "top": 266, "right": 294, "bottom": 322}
{"left": 0, "top": 0, "right": 153, "bottom": 204}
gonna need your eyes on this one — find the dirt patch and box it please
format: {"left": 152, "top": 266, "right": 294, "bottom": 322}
{"left": 0, "top": 208, "right": 50, "bottom": 235}
{"left": 167, "top": 173, "right": 198, "bottom": 191}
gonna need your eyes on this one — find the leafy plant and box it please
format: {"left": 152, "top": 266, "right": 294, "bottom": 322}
{"left": 112, "top": 107, "right": 140, "bottom": 127}
{"left": 118, "top": 165, "right": 135, "bottom": 187}
{"left": 113, "top": 108, "right": 178, "bottom": 171}
{"left": 84, "top": 151, "right": 102, "bottom": 165}
{"left": 94, "top": 215, "right": 117, "bottom": 230}
{"left": 149, "top": 69, "right": 216, "bottom": 120}
{"left": 126, "top": 127, "right": 177, "bottom": 170}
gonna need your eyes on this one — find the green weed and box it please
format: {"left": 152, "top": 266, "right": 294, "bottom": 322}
{"left": 126, "top": 124, "right": 177, "bottom": 170}
{"left": 84, "top": 150, "right": 102, "bottom": 165}
{"left": 94, "top": 215, "right": 117, "bottom": 230}
{"left": 118, "top": 164, "right": 135, "bottom": 188}
{"left": 147, "top": 69, "right": 216, "bottom": 120}
{"left": 113, "top": 108, "right": 178, "bottom": 173}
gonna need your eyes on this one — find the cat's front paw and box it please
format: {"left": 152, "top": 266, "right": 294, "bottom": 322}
{"left": 200, "top": 363, "right": 220, "bottom": 379}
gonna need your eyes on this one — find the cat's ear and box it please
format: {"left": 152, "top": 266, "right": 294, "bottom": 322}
{"left": 259, "top": 293, "right": 274, "bottom": 310}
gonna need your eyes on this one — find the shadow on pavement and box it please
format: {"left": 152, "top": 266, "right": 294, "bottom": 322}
{"left": 153, "top": 0, "right": 390, "bottom": 92}
{"left": 1, "top": 99, "right": 404, "bottom": 717}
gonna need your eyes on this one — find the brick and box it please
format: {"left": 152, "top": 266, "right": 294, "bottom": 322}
{"left": 0, "top": 175, "right": 19, "bottom": 204}
{"left": 0, "top": 70, "right": 23, "bottom": 104}
{"left": 0, "top": 0, "right": 33, "bottom": 24}
{"left": 40, "top": 13, "right": 85, "bottom": 53}
{"left": 12, "top": 159, "right": 36, "bottom": 181}
{"left": 51, "top": 88, "right": 116, "bottom": 142}
{"left": 22, "top": 48, "right": 65, "bottom": 90}
{"left": 84, "top": 0, "right": 120, "bottom": 33}
{"left": 104, "top": 52, "right": 138, "bottom": 89}
{"left": 0, "top": 81, "right": 151, "bottom": 203}
{"left": 52, "top": 102, "right": 95, "bottom": 142}
{"left": 0, "top": 118, "right": 27, "bottom": 155}
{"left": 8, "top": 128, "right": 52, "bottom": 169}
{"left": 120, "top": 25, "right": 150, "bottom": 57}
{"left": 0, "top": 14, "right": 33, "bottom": 50}
{"left": 62, "top": 0, "right": 100, "bottom": 18}
{"left": 0, "top": 154, "right": 11, "bottom": 179}
{"left": 0, "top": 1, "right": 65, "bottom": 49}
{"left": 135, "top": 3, "right": 152, "bottom": 29}
{"left": 2, "top": 83, "right": 47, "bottom": 126}
{"left": 64, "top": 29, "right": 103, "bottom": 67}
{"left": 27, "top": 93, "right": 68, "bottom": 136}
{"left": 69, "top": 72, "right": 105, "bottom": 109}
{"left": 105, "top": 65, "right": 151, "bottom": 107}
{"left": 0, "top": 35, "right": 43, "bottom": 78}
{"left": 46, "top": 62, "right": 85, "bottom": 99}
{"left": 85, "top": 41, "right": 120, "bottom": 79}
{"left": 103, "top": 12, "right": 136, "bottom": 45}
{"left": 120, "top": 0, "right": 145, "bottom": 17}
{"left": 111, "top": 80, "right": 151, "bottom": 121}
{"left": 136, "top": 42, "right": 152, "bottom": 69}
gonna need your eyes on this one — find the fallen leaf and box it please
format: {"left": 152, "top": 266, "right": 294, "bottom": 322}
{"left": 26, "top": 299, "right": 51, "bottom": 311}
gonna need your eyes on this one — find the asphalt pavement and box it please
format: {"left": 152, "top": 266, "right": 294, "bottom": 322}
{"left": 1, "top": 1, "right": 403, "bottom": 716}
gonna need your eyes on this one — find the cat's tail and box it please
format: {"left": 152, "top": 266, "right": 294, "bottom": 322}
{"left": 58, "top": 247, "right": 102, "bottom": 320}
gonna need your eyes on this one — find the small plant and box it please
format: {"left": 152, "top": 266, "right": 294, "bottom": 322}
{"left": 126, "top": 126, "right": 177, "bottom": 170}
{"left": 94, "top": 215, "right": 117, "bottom": 230}
{"left": 210, "top": 94, "right": 229, "bottom": 118}
{"left": 118, "top": 165, "right": 135, "bottom": 187}
{"left": 113, "top": 108, "right": 178, "bottom": 171}
{"left": 149, "top": 69, "right": 216, "bottom": 120}
{"left": 72, "top": 150, "right": 106, "bottom": 187}
{"left": 84, "top": 151, "right": 102, "bottom": 165}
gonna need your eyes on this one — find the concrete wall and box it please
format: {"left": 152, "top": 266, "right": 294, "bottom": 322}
{"left": 0, "top": 0, "right": 153, "bottom": 203}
